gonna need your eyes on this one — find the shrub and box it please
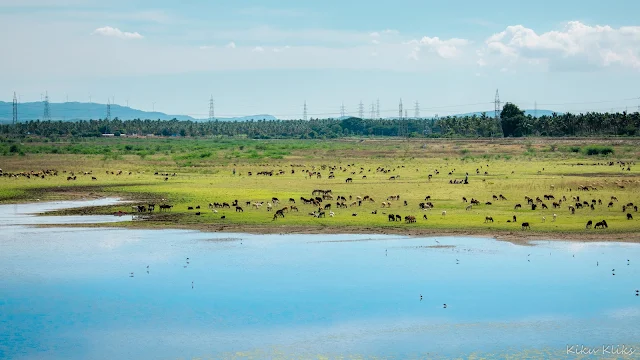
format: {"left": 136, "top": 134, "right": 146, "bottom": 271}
{"left": 583, "top": 145, "right": 614, "bottom": 156}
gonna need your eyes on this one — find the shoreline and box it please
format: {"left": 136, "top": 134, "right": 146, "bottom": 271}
{"left": 37, "top": 221, "right": 640, "bottom": 246}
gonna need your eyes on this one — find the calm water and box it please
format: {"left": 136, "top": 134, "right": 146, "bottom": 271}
{"left": 1, "top": 200, "right": 640, "bottom": 359}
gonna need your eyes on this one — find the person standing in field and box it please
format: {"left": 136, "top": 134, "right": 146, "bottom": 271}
{"left": 233, "top": 168, "right": 236, "bottom": 176}
{"left": 464, "top": 172, "right": 469, "bottom": 184}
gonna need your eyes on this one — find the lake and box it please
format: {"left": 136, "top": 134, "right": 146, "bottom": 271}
{"left": 1, "top": 200, "right": 639, "bottom": 359}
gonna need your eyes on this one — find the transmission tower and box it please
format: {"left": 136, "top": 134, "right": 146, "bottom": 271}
{"left": 376, "top": 99, "right": 380, "bottom": 119}
{"left": 494, "top": 89, "right": 501, "bottom": 119}
{"left": 370, "top": 102, "right": 375, "bottom": 119}
{"left": 340, "top": 102, "right": 346, "bottom": 118}
{"left": 414, "top": 101, "right": 420, "bottom": 119}
{"left": 303, "top": 101, "right": 308, "bottom": 120}
{"left": 358, "top": 100, "right": 364, "bottom": 119}
{"left": 399, "top": 99, "right": 403, "bottom": 120}
{"left": 43, "top": 91, "right": 51, "bottom": 121}
{"left": 208, "top": 95, "right": 215, "bottom": 121}
{"left": 404, "top": 110, "right": 408, "bottom": 120}
{"left": 12, "top": 92, "right": 18, "bottom": 124}
{"left": 106, "top": 99, "right": 111, "bottom": 121}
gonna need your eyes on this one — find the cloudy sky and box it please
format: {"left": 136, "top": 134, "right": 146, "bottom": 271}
{"left": 1, "top": 0, "right": 640, "bottom": 118}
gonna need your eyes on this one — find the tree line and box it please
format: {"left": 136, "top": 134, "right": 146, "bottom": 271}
{"left": 1, "top": 103, "right": 639, "bottom": 139}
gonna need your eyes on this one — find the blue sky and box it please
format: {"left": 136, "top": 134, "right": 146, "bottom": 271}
{"left": 1, "top": 0, "right": 640, "bottom": 119}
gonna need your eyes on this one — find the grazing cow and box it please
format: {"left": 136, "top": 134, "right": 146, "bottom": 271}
{"left": 423, "top": 214, "right": 428, "bottom": 220}
{"left": 569, "top": 206, "right": 576, "bottom": 214}
{"left": 594, "top": 220, "right": 608, "bottom": 229}
{"left": 290, "top": 205, "right": 299, "bottom": 212}
{"left": 441, "top": 211, "right": 447, "bottom": 217}
{"left": 159, "top": 204, "right": 173, "bottom": 212}
{"left": 235, "top": 206, "right": 243, "bottom": 212}
{"left": 465, "top": 205, "right": 472, "bottom": 211}
{"left": 521, "top": 222, "right": 531, "bottom": 230}
{"left": 289, "top": 198, "right": 295, "bottom": 203}
{"left": 266, "top": 203, "right": 273, "bottom": 211}
{"left": 462, "top": 197, "right": 468, "bottom": 202}
{"left": 635, "top": 206, "right": 638, "bottom": 212}
{"left": 91, "top": 176, "right": 97, "bottom": 181}
{"left": 388, "top": 214, "right": 395, "bottom": 221}
{"left": 531, "top": 204, "right": 537, "bottom": 211}
{"left": 513, "top": 215, "right": 517, "bottom": 222}
{"left": 553, "top": 214, "right": 557, "bottom": 222}
{"left": 345, "top": 178, "right": 353, "bottom": 183}
{"left": 329, "top": 211, "right": 335, "bottom": 217}
{"left": 352, "top": 213, "right": 357, "bottom": 216}
{"left": 541, "top": 203, "right": 548, "bottom": 209}
{"left": 220, "top": 215, "right": 226, "bottom": 219}
{"left": 485, "top": 216, "right": 494, "bottom": 223}
{"left": 187, "top": 206, "right": 194, "bottom": 210}
{"left": 395, "top": 214, "right": 402, "bottom": 221}
{"left": 514, "top": 204, "right": 522, "bottom": 210}
{"left": 628, "top": 213, "right": 633, "bottom": 220}
{"left": 608, "top": 202, "right": 614, "bottom": 207}
{"left": 586, "top": 220, "right": 593, "bottom": 229}
{"left": 195, "top": 205, "right": 200, "bottom": 209}
{"left": 324, "top": 203, "right": 331, "bottom": 210}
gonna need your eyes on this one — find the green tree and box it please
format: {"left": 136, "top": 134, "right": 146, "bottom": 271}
{"left": 500, "top": 102, "right": 525, "bottom": 137}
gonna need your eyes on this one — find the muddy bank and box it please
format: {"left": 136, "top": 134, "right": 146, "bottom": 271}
{"left": 38, "top": 220, "right": 640, "bottom": 246}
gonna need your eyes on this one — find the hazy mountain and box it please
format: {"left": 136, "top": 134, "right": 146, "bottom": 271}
{"left": 0, "top": 101, "right": 278, "bottom": 123}
{"left": 0, "top": 101, "right": 565, "bottom": 124}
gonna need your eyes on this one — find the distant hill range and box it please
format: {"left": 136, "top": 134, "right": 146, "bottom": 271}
{"left": 0, "top": 101, "right": 277, "bottom": 124}
{"left": 0, "top": 101, "right": 562, "bottom": 124}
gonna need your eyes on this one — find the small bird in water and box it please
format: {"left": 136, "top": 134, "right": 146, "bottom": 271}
{"left": 129, "top": 272, "right": 134, "bottom": 277}
{"left": 192, "top": 281, "right": 194, "bottom": 289}
{"left": 420, "top": 294, "right": 423, "bottom": 301}
{"left": 443, "top": 304, "right": 447, "bottom": 309}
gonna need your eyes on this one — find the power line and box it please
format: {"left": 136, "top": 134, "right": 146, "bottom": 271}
{"left": 303, "top": 100, "right": 308, "bottom": 121}
{"left": 12, "top": 92, "right": 18, "bottom": 125}
{"left": 494, "top": 89, "right": 501, "bottom": 120}
{"left": 209, "top": 95, "right": 215, "bottom": 121}
{"left": 43, "top": 91, "right": 51, "bottom": 121}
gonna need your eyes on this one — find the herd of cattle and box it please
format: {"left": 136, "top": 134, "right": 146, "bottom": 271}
{"left": 126, "top": 184, "right": 636, "bottom": 230}
{"left": 3, "top": 162, "right": 637, "bottom": 231}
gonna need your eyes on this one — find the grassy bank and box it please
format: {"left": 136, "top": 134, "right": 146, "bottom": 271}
{"left": 2, "top": 137, "right": 639, "bottom": 241}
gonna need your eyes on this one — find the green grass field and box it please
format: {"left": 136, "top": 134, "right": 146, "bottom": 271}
{"left": 2, "top": 137, "right": 640, "bottom": 240}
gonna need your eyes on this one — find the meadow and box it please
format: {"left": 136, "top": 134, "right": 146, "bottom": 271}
{"left": 1, "top": 137, "right": 640, "bottom": 243}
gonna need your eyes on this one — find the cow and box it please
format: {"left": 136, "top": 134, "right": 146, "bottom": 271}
{"left": 345, "top": 178, "right": 353, "bottom": 183}
{"left": 195, "top": 212, "right": 201, "bottom": 216}
{"left": 514, "top": 204, "right": 522, "bottom": 210}
{"left": 586, "top": 220, "right": 593, "bottom": 229}
{"left": 485, "top": 216, "right": 494, "bottom": 223}
{"left": 159, "top": 204, "right": 173, "bottom": 212}
{"left": 91, "top": 176, "right": 97, "bottom": 181}
{"left": 423, "top": 214, "right": 428, "bottom": 220}
{"left": 628, "top": 213, "right": 633, "bottom": 220}
{"left": 521, "top": 222, "right": 531, "bottom": 230}
{"left": 395, "top": 214, "right": 402, "bottom": 221}
{"left": 388, "top": 214, "right": 395, "bottom": 221}
{"left": 441, "top": 211, "right": 447, "bottom": 217}
{"left": 235, "top": 206, "right": 244, "bottom": 212}
{"left": 188, "top": 206, "right": 194, "bottom": 210}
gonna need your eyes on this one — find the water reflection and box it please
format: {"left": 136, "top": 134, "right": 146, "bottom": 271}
{"left": 0, "top": 200, "right": 639, "bottom": 359}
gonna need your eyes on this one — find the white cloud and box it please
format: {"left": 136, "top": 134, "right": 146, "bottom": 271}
{"left": 92, "top": 26, "right": 143, "bottom": 40}
{"left": 371, "top": 39, "right": 380, "bottom": 45}
{"left": 484, "top": 21, "right": 640, "bottom": 69}
{"left": 408, "top": 46, "right": 420, "bottom": 60}
{"left": 370, "top": 32, "right": 380, "bottom": 38}
{"left": 405, "top": 36, "right": 470, "bottom": 59}
{"left": 226, "top": 41, "right": 236, "bottom": 49}
{"left": 252, "top": 46, "right": 264, "bottom": 52}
